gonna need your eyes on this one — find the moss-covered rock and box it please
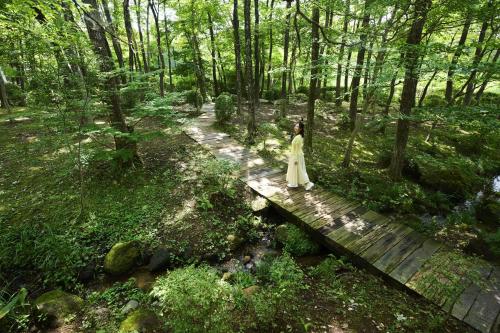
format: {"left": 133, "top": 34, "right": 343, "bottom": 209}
{"left": 34, "top": 290, "right": 83, "bottom": 327}
{"left": 118, "top": 308, "right": 162, "bottom": 333}
{"left": 226, "top": 234, "right": 243, "bottom": 251}
{"left": 104, "top": 241, "right": 141, "bottom": 275}
{"left": 275, "top": 224, "right": 288, "bottom": 244}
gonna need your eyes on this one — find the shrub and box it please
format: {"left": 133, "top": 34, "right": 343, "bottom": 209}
{"left": 214, "top": 93, "right": 234, "bottom": 123}
{"left": 322, "top": 91, "right": 335, "bottom": 102}
{"left": 184, "top": 90, "right": 203, "bottom": 109}
{"left": 263, "top": 88, "right": 281, "bottom": 101}
{"left": 309, "top": 255, "right": 352, "bottom": 280}
{"left": 423, "top": 94, "right": 445, "bottom": 107}
{"left": 5, "top": 83, "right": 26, "bottom": 106}
{"left": 277, "top": 224, "right": 320, "bottom": 256}
{"left": 199, "top": 159, "right": 238, "bottom": 198}
{"left": 290, "top": 93, "right": 308, "bottom": 103}
{"left": 484, "top": 229, "right": 500, "bottom": 256}
{"left": 295, "top": 86, "right": 309, "bottom": 95}
{"left": 150, "top": 265, "right": 233, "bottom": 333}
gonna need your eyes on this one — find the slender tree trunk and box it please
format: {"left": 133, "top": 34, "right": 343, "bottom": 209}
{"left": 123, "top": 0, "right": 135, "bottom": 76}
{"left": 348, "top": 3, "right": 370, "bottom": 131}
{"left": 102, "top": 0, "right": 126, "bottom": 83}
{"left": 389, "top": 0, "right": 431, "bottom": 180}
{"left": 134, "top": 0, "right": 149, "bottom": 72}
{"left": 254, "top": 0, "right": 260, "bottom": 104}
{"left": 82, "top": 0, "right": 141, "bottom": 167}
{"left": 133, "top": 38, "right": 142, "bottom": 71}
{"left": 445, "top": 17, "right": 471, "bottom": 104}
{"left": 266, "top": 0, "right": 275, "bottom": 93}
{"left": 462, "top": 19, "right": 488, "bottom": 105}
{"left": 218, "top": 49, "right": 227, "bottom": 89}
{"left": 149, "top": 0, "right": 164, "bottom": 96}
{"left": 0, "top": 67, "right": 11, "bottom": 117}
{"left": 244, "top": 0, "right": 256, "bottom": 143}
{"left": 233, "top": 0, "right": 243, "bottom": 114}
{"left": 474, "top": 48, "right": 499, "bottom": 104}
{"left": 336, "top": 0, "right": 350, "bottom": 106}
{"left": 342, "top": 114, "right": 362, "bottom": 168}
{"left": 380, "top": 75, "right": 397, "bottom": 134}
{"left": 343, "top": 22, "right": 354, "bottom": 102}
{"left": 281, "top": 0, "right": 292, "bottom": 104}
{"left": 304, "top": 6, "right": 320, "bottom": 154}
{"left": 163, "top": 2, "right": 173, "bottom": 90}
{"left": 208, "top": 13, "right": 219, "bottom": 96}
{"left": 146, "top": 1, "right": 151, "bottom": 67}
{"left": 418, "top": 69, "right": 437, "bottom": 107}
{"left": 189, "top": 31, "right": 208, "bottom": 101}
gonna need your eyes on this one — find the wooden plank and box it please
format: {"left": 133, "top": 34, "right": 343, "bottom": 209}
{"left": 292, "top": 192, "right": 344, "bottom": 222}
{"left": 463, "top": 268, "right": 500, "bottom": 333}
{"left": 450, "top": 266, "right": 493, "bottom": 320}
{"left": 344, "top": 222, "right": 405, "bottom": 256}
{"left": 373, "top": 230, "right": 426, "bottom": 273}
{"left": 239, "top": 167, "right": 284, "bottom": 182}
{"left": 388, "top": 238, "right": 443, "bottom": 284}
{"left": 326, "top": 209, "right": 383, "bottom": 247}
{"left": 359, "top": 224, "right": 415, "bottom": 263}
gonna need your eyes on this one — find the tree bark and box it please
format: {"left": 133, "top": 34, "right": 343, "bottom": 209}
{"left": 304, "top": 6, "right": 320, "bottom": 154}
{"left": 474, "top": 48, "right": 499, "bottom": 104}
{"left": 163, "top": 2, "right": 173, "bottom": 90}
{"left": 190, "top": 32, "right": 208, "bottom": 101}
{"left": 348, "top": 2, "right": 370, "bottom": 131}
{"left": 123, "top": 0, "right": 135, "bottom": 76}
{"left": 0, "top": 67, "right": 11, "bottom": 116}
{"left": 280, "top": 0, "right": 292, "bottom": 103}
{"left": 336, "top": 0, "right": 350, "bottom": 106}
{"left": 208, "top": 12, "right": 219, "bottom": 96}
{"left": 82, "top": 0, "right": 141, "bottom": 167}
{"left": 254, "top": 0, "right": 260, "bottom": 104}
{"left": 102, "top": 0, "right": 126, "bottom": 83}
{"left": 233, "top": 0, "right": 243, "bottom": 114}
{"left": 149, "top": 0, "right": 165, "bottom": 97}
{"left": 266, "top": 0, "right": 275, "bottom": 93}
{"left": 445, "top": 16, "right": 471, "bottom": 104}
{"left": 244, "top": 0, "right": 256, "bottom": 143}
{"left": 389, "top": 0, "right": 431, "bottom": 180}
{"left": 134, "top": 0, "right": 149, "bottom": 72}
{"left": 462, "top": 19, "right": 488, "bottom": 105}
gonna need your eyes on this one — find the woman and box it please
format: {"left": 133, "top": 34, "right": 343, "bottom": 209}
{"left": 286, "top": 119, "right": 314, "bottom": 190}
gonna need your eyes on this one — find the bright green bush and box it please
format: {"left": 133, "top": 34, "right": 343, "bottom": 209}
{"left": 214, "top": 93, "right": 235, "bottom": 123}
{"left": 185, "top": 90, "right": 203, "bottom": 109}
{"left": 278, "top": 224, "right": 321, "bottom": 256}
{"left": 150, "top": 265, "right": 233, "bottom": 333}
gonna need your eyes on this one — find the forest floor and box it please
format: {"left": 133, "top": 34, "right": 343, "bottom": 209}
{"left": 216, "top": 98, "right": 500, "bottom": 265}
{"left": 0, "top": 103, "right": 483, "bottom": 332}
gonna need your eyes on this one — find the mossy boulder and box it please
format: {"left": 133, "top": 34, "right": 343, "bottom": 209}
{"left": 275, "top": 224, "right": 289, "bottom": 244}
{"left": 34, "top": 290, "right": 83, "bottom": 327}
{"left": 476, "top": 200, "right": 500, "bottom": 226}
{"left": 227, "top": 234, "right": 243, "bottom": 251}
{"left": 104, "top": 241, "right": 141, "bottom": 275}
{"left": 118, "top": 308, "right": 162, "bottom": 333}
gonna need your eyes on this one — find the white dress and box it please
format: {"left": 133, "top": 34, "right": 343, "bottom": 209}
{"left": 286, "top": 134, "right": 310, "bottom": 187}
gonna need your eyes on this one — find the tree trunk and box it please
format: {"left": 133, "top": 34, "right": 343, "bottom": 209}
{"left": 190, "top": 32, "right": 208, "bottom": 101}
{"left": 102, "top": 0, "right": 126, "bottom": 83}
{"left": 134, "top": 0, "right": 149, "bottom": 72}
{"left": 218, "top": 49, "right": 227, "bottom": 89}
{"left": 208, "top": 12, "right": 219, "bottom": 96}
{"left": 418, "top": 69, "right": 437, "bottom": 107}
{"left": 462, "top": 19, "right": 488, "bottom": 105}
{"left": 445, "top": 17, "right": 471, "bottom": 104}
{"left": 163, "top": 2, "right": 173, "bottom": 90}
{"left": 233, "top": 0, "right": 243, "bottom": 114}
{"left": 304, "top": 6, "right": 320, "bottom": 154}
{"left": 389, "top": 0, "right": 431, "bottom": 180}
{"left": 146, "top": 0, "right": 151, "bottom": 67}
{"left": 244, "top": 0, "right": 256, "bottom": 143}
{"left": 335, "top": 0, "right": 350, "bottom": 106}
{"left": 82, "top": 0, "right": 141, "bottom": 167}
{"left": 266, "top": 0, "right": 275, "bottom": 93}
{"left": 342, "top": 114, "right": 362, "bottom": 168}
{"left": 348, "top": 3, "right": 370, "bottom": 131}
{"left": 281, "top": 0, "right": 292, "bottom": 103}
{"left": 123, "top": 0, "right": 135, "bottom": 76}
{"left": 474, "top": 48, "right": 499, "bottom": 104}
{"left": 343, "top": 25, "right": 353, "bottom": 102}
{"left": 379, "top": 75, "right": 397, "bottom": 134}
{"left": 254, "top": 0, "right": 260, "bottom": 104}
{"left": 0, "top": 67, "right": 11, "bottom": 117}
{"left": 149, "top": 0, "right": 165, "bottom": 97}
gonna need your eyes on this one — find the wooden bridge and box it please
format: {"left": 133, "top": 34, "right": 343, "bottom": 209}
{"left": 185, "top": 103, "right": 500, "bottom": 333}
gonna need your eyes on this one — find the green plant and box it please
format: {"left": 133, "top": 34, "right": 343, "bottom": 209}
{"left": 280, "top": 224, "right": 321, "bottom": 256}
{"left": 0, "top": 288, "right": 30, "bottom": 332}
{"left": 258, "top": 123, "right": 281, "bottom": 151}
{"left": 483, "top": 229, "right": 500, "bottom": 256}
{"left": 150, "top": 265, "right": 233, "bottom": 333}
{"left": 214, "top": 93, "right": 235, "bottom": 123}
{"left": 185, "top": 90, "right": 203, "bottom": 109}
{"left": 309, "top": 255, "right": 352, "bottom": 280}
{"left": 199, "top": 159, "right": 238, "bottom": 198}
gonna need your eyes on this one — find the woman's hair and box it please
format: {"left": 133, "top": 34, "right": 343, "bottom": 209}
{"left": 297, "top": 118, "right": 305, "bottom": 137}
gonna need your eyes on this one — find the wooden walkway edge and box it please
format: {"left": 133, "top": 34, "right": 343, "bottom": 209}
{"left": 184, "top": 103, "right": 500, "bottom": 333}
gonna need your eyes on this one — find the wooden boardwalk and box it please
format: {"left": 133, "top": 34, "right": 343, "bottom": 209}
{"left": 185, "top": 103, "right": 500, "bottom": 333}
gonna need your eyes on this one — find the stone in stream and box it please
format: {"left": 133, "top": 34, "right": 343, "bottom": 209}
{"left": 227, "top": 234, "right": 243, "bottom": 251}
{"left": 118, "top": 308, "right": 162, "bottom": 333}
{"left": 147, "top": 247, "right": 172, "bottom": 272}
{"left": 34, "top": 290, "right": 84, "bottom": 328}
{"left": 242, "top": 255, "right": 252, "bottom": 264}
{"left": 121, "top": 300, "right": 139, "bottom": 315}
{"left": 104, "top": 241, "right": 141, "bottom": 275}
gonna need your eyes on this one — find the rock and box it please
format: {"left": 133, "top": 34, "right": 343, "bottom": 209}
{"left": 121, "top": 300, "right": 139, "bottom": 315}
{"left": 220, "top": 258, "right": 240, "bottom": 273}
{"left": 118, "top": 309, "right": 162, "bottom": 333}
{"left": 104, "top": 241, "right": 141, "bottom": 275}
{"left": 147, "top": 247, "right": 171, "bottom": 272}
{"left": 476, "top": 200, "right": 500, "bottom": 225}
{"left": 250, "top": 196, "right": 271, "bottom": 212}
{"left": 222, "top": 272, "right": 233, "bottom": 282}
{"left": 242, "top": 255, "right": 252, "bottom": 264}
{"left": 275, "top": 224, "right": 288, "bottom": 244}
{"left": 34, "top": 290, "right": 84, "bottom": 328}
{"left": 242, "top": 285, "right": 260, "bottom": 297}
{"left": 77, "top": 261, "right": 95, "bottom": 283}
{"left": 227, "top": 234, "right": 243, "bottom": 251}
